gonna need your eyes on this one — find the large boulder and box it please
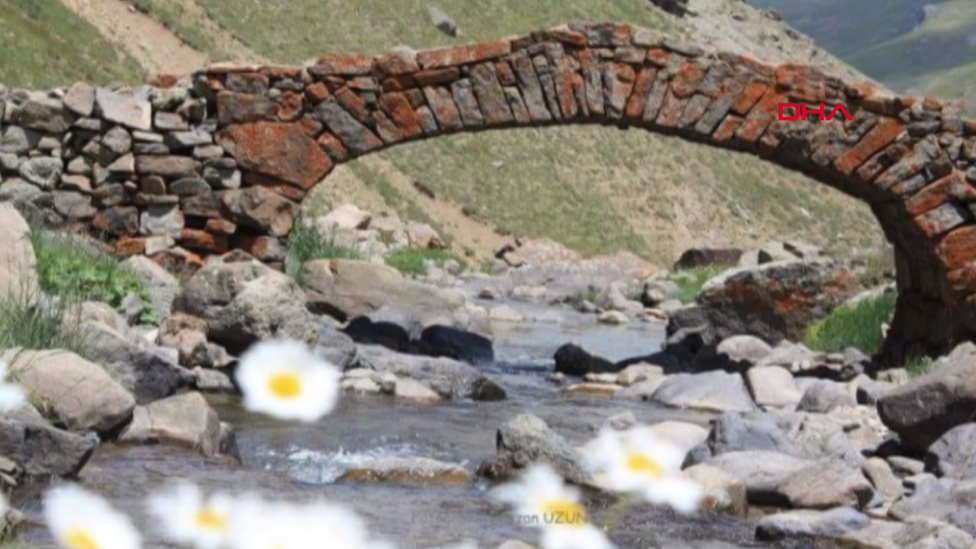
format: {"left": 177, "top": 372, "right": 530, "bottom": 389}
{"left": 119, "top": 392, "right": 222, "bottom": 457}
{"left": 353, "top": 344, "right": 505, "bottom": 401}
{"left": 0, "top": 202, "right": 39, "bottom": 302}
{"left": 673, "top": 248, "right": 742, "bottom": 271}
{"left": 553, "top": 344, "right": 617, "bottom": 377}
{"left": 694, "top": 259, "right": 862, "bottom": 346}
{"left": 172, "top": 251, "right": 318, "bottom": 355}
{"left": 476, "top": 413, "right": 592, "bottom": 486}
{"left": 418, "top": 325, "right": 494, "bottom": 366}
{"left": 302, "top": 259, "right": 466, "bottom": 325}
{"left": 877, "top": 342, "right": 976, "bottom": 452}
{"left": 0, "top": 414, "right": 97, "bottom": 478}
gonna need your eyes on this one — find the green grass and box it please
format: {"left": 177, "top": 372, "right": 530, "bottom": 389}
{"left": 385, "top": 248, "right": 468, "bottom": 276}
{"left": 665, "top": 265, "right": 728, "bottom": 304}
{"left": 131, "top": 0, "right": 223, "bottom": 59}
{"left": 30, "top": 232, "right": 157, "bottom": 325}
{"left": 0, "top": 285, "right": 93, "bottom": 360}
{"left": 0, "top": 0, "right": 143, "bottom": 88}
{"left": 905, "top": 355, "right": 934, "bottom": 378}
{"left": 804, "top": 292, "right": 897, "bottom": 356}
{"left": 284, "top": 218, "right": 364, "bottom": 284}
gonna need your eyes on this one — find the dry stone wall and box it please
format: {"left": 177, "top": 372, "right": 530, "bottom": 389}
{"left": 2, "top": 21, "right": 976, "bottom": 363}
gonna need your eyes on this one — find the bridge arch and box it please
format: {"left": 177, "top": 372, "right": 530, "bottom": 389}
{"left": 191, "top": 22, "right": 976, "bottom": 366}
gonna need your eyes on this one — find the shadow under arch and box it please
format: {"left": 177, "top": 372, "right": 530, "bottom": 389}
{"left": 195, "top": 21, "right": 976, "bottom": 367}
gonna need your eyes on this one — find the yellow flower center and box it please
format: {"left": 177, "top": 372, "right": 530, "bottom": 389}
{"left": 543, "top": 499, "right": 587, "bottom": 528}
{"left": 268, "top": 371, "right": 302, "bottom": 399}
{"left": 65, "top": 528, "right": 100, "bottom": 549}
{"left": 195, "top": 508, "right": 227, "bottom": 530}
{"left": 626, "top": 452, "right": 665, "bottom": 478}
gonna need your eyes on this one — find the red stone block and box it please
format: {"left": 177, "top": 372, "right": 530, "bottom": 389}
{"left": 670, "top": 62, "right": 705, "bottom": 99}
{"left": 306, "top": 82, "right": 331, "bottom": 103}
{"left": 774, "top": 64, "right": 827, "bottom": 103}
{"left": 317, "top": 132, "right": 350, "bottom": 162}
{"left": 333, "top": 87, "right": 372, "bottom": 122}
{"left": 297, "top": 115, "right": 323, "bottom": 138}
{"left": 964, "top": 120, "right": 976, "bottom": 136}
{"left": 204, "top": 218, "right": 237, "bottom": 235}
{"left": 937, "top": 225, "right": 976, "bottom": 271}
{"left": 216, "top": 122, "right": 334, "bottom": 190}
{"left": 236, "top": 235, "right": 283, "bottom": 261}
{"left": 655, "top": 89, "right": 689, "bottom": 128}
{"left": 243, "top": 172, "right": 310, "bottom": 202}
{"left": 496, "top": 61, "right": 517, "bottom": 86}
{"left": 414, "top": 67, "right": 460, "bottom": 87}
{"left": 906, "top": 172, "right": 976, "bottom": 217}
{"left": 422, "top": 86, "right": 463, "bottom": 131}
{"left": 604, "top": 62, "right": 636, "bottom": 117}
{"left": 114, "top": 237, "right": 146, "bottom": 256}
{"left": 734, "top": 89, "right": 787, "bottom": 144}
{"left": 312, "top": 53, "right": 373, "bottom": 75}
{"left": 217, "top": 91, "right": 279, "bottom": 125}
{"left": 259, "top": 65, "right": 303, "bottom": 79}
{"left": 378, "top": 92, "right": 423, "bottom": 139}
{"left": 373, "top": 49, "right": 420, "bottom": 76}
{"left": 149, "top": 74, "right": 180, "bottom": 88}
{"left": 948, "top": 263, "right": 976, "bottom": 295}
{"left": 417, "top": 40, "right": 512, "bottom": 70}
{"left": 834, "top": 118, "right": 905, "bottom": 175}
{"left": 381, "top": 75, "right": 415, "bottom": 92}
{"left": 713, "top": 115, "right": 744, "bottom": 142}
{"left": 624, "top": 67, "right": 657, "bottom": 121}
{"left": 548, "top": 29, "right": 587, "bottom": 47}
{"left": 730, "top": 81, "right": 768, "bottom": 116}
{"left": 719, "top": 52, "right": 774, "bottom": 77}
{"left": 914, "top": 203, "right": 967, "bottom": 238}
{"left": 277, "top": 91, "right": 304, "bottom": 122}
{"left": 646, "top": 48, "right": 670, "bottom": 67}
{"left": 181, "top": 229, "right": 229, "bottom": 254}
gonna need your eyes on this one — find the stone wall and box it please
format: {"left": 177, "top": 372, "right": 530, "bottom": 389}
{"left": 2, "top": 21, "right": 976, "bottom": 362}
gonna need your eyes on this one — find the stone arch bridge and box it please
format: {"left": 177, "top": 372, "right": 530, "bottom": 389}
{"left": 5, "top": 22, "right": 976, "bottom": 365}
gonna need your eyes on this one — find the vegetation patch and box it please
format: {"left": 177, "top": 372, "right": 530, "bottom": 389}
{"left": 0, "top": 287, "right": 92, "bottom": 360}
{"left": 804, "top": 291, "right": 897, "bottom": 356}
{"left": 285, "top": 219, "right": 364, "bottom": 284}
{"left": 665, "top": 265, "right": 728, "bottom": 304}
{"left": 385, "top": 248, "right": 467, "bottom": 276}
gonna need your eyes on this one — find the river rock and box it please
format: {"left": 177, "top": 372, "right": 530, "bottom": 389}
{"left": 553, "top": 344, "right": 617, "bottom": 377}
{"left": 156, "top": 313, "right": 210, "bottom": 369}
{"left": 302, "top": 259, "right": 466, "bottom": 326}
{"left": 615, "top": 378, "right": 668, "bottom": 400}
{"left": 119, "top": 391, "right": 222, "bottom": 457}
{"left": 123, "top": 254, "right": 179, "bottom": 319}
{"left": 0, "top": 416, "right": 97, "bottom": 478}
{"left": 778, "top": 459, "right": 875, "bottom": 510}
{"left": 193, "top": 368, "right": 236, "bottom": 394}
{"left": 616, "top": 363, "right": 663, "bottom": 386}
{"left": 313, "top": 320, "right": 358, "bottom": 370}
{"left": 651, "top": 371, "right": 757, "bottom": 413}
{"left": 394, "top": 377, "right": 442, "bottom": 402}
{"left": 887, "top": 478, "right": 976, "bottom": 536}
{"left": 877, "top": 342, "right": 976, "bottom": 452}
{"left": 342, "top": 316, "right": 413, "bottom": 353}
{"left": 840, "top": 517, "right": 974, "bottom": 549}
{"left": 745, "top": 366, "right": 803, "bottom": 408}
{"left": 755, "top": 507, "right": 870, "bottom": 542}
{"left": 852, "top": 374, "right": 896, "bottom": 405}
{"left": 477, "top": 413, "right": 591, "bottom": 486}
{"left": 699, "top": 413, "right": 799, "bottom": 460}
{"left": 4, "top": 348, "right": 135, "bottom": 435}
{"left": 716, "top": 335, "right": 773, "bottom": 363}
{"left": 796, "top": 380, "right": 857, "bottom": 413}
{"left": 862, "top": 457, "right": 904, "bottom": 501}
{"left": 340, "top": 456, "right": 471, "bottom": 485}
{"left": 704, "top": 451, "right": 815, "bottom": 506}
{"left": 925, "top": 423, "right": 976, "bottom": 479}
{"left": 682, "top": 463, "right": 747, "bottom": 517}
{"left": 419, "top": 324, "right": 494, "bottom": 365}
{"left": 172, "top": 252, "right": 318, "bottom": 355}
{"left": 0, "top": 202, "right": 39, "bottom": 302}
{"left": 353, "top": 344, "right": 505, "bottom": 401}
{"left": 696, "top": 259, "right": 862, "bottom": 345}
{"left": 80, "top": 321, "right": 194, "bottom": 403}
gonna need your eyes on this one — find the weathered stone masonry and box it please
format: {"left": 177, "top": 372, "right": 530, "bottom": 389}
{"left": 1, "top": 21, "right": 976, "bottom": 363}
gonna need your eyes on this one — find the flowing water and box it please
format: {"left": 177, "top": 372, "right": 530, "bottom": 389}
{"left": 16, "top": 304, "right": 840, "bottom": 549}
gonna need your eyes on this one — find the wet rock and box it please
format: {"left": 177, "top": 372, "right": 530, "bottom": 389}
{"left": 4, "top": 348, "right": 135, "bottom": 435}
{"left": 302, "top": 259, "right": 466, "bottom": 326}
{"left": 342, "top": 316, "right": 413, "bottom": 353}
{"left": 796, "top": 380, "right": 857, "bottom": 413}
{"left": 755, "top": 507, "right": 870, "bottom": 542}
{"left": 477, "top": 413, "right": 592, "bottom": 486}
{"left": 419, "top": 324, "right": 494, "bottom": 365}
{"left": 877, "top": 342, "right": 976, "bottom": 451}
{"left": 561, "top": 383, "right": 619, "bottom": 397}
{"left": 340, "top": 456, "right": 471, "bottom": 485}
{"left": 597, "top": 310, "right": 629, "bottom": 325}
{"left": 652, "top": 371, "right": 757, "bottom": 413}
{"left": 353, "top": 344, "right": 505, "bottom": 401}
{"left": 193, "top": 368, "right": 235, "bottom": 394}
{"left": 778, "top": 459, "right": 875, "bottom": 510}
{"left": 704, "top": 451, "right": 814, "bottom": 506}
{"left": 925, "top": 423, "right": 976, "bottom": 479}
{"left": 0, "top": 416, "right": 97, "bottom": 478}
{"left": 172, "top": 253, "right": 319, "bottom": 355}
{"left": 119, "top": 391, "right": 222, "bottom": 457}
{"left": 553, "top": 344, "right": 617, "bottom": 377}
{"left": 683, "top": 463, "right": 747, "bottom": 517}
{"left": 745, "top": 366, "right": 802, "bottom": 408}
{"left": 615, "top": 363, "right": 663, "bottom": 386}
{"left": 313, "top": 320, "right": 358, "bottom": 371}
{"left": 394, "top": 377, "right": 442, "bottom": 402}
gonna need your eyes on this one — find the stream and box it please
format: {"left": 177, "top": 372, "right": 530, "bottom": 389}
{"left": 16, "top": 303, "right": 841, "bottom": 549}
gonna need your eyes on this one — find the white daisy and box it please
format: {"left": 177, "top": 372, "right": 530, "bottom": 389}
{"left": 584, "top": 427, "right": 704, "bottom": 514}
{"left": 0, "top": 360, "right": 27, "bottom": 412}
{"left": 490, "top": 463, "right": 614, "bottom": 549}
{"left": 146, "top": 480, "right": 235, "bottom": 549}
{"left": 44, "top": 483, "right": 142, "bottom": 549}
{"left": 234, "top": 339, "right": 342, "bottom": 423}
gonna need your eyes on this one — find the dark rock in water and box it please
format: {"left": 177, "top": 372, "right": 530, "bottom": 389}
{"left": 342, "top": 316, "right": 413, "bottom": 353}
{"left": 553, "top": 343, "right": 618, "bottom": 377}
{"left": 476, "top": 413, "right": 593, "bottom": 486}
{"left": 674, "top": 248, "right": 743, "bottom": 271}
{"left": 0, "top": 416, "right": 98, "bottom": 479}
{"left": 615, "top": 351, "right": 683, "bottom": 374}
{"left": 419, "top": 324, "right": 494, "bottom": 366}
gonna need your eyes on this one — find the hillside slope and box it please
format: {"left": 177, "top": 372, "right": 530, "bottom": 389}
{"left": 0, "top": 0, "right": 889, "bottom": 266}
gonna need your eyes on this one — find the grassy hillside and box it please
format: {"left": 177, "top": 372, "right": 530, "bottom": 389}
{"left": 0, "top": 0, "right": 887, "bottom": 266}
{"left": 0, "top": 0, "right": 143, "bottom": 88}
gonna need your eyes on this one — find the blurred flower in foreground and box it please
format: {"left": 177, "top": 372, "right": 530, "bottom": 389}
{"left": 0, "top": 360, "right": 27, "bottom": 412}
{"left": 427, "top": 541, "right": 479, "bottom": 549}
{"left": 146, "top": 480, "right": 235, "bottom": 549}
{"left": 45, "top": 483, "right": 142, "bottom": 549}
{"left": 490, "top": 463, "right": 614, "bottom": 549}
{"left": 234, "top": 339, "right": 342, "bottom": 423}
{"left": 584, "top": 426, "right": 704, "bottom": 514}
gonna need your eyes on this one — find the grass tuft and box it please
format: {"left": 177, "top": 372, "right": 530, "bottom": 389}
{"left": 804, "top": 291, "right": 897, "bottom": 356}
{"left": 384, "top": 248, "right": 467, "bottom": 276}
{"left": 285, "top": 219, "right": 364, "bottom": 284}
{"left": 666, "top": 265, "right": 728, "bottom": 304}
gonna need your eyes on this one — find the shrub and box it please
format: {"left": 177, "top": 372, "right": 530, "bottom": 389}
{"left": 384, "top": 248, "right": 467, "bottom": 276}
{"left": 667, "top": 265, "right": 727, "bottom": 304}
{"left": 285, "top": 219, "right": 364, "bottom": 284}
{"left": 29, "top": 232, "right": 157, "bottom": 324}
{"left": 804, "top": 291, "right": 897, "bottom": 356}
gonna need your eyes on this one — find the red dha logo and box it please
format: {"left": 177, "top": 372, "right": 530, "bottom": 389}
{"left": 778, "top": 102, "right": 853, "bottom": 122}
